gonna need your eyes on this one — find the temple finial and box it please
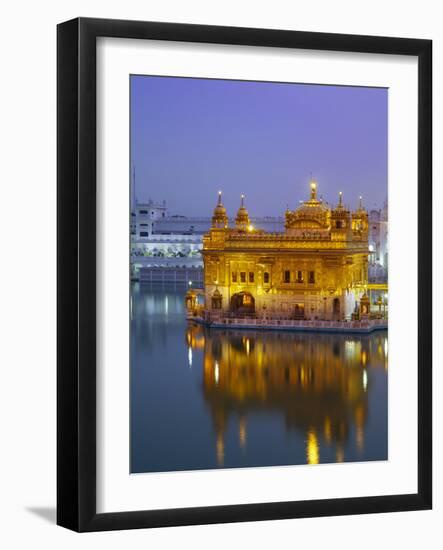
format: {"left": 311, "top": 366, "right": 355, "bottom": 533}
{"left": 241, "top": 193, "right": 245, "bottom": 207}
{"left": 338, "top": 191, "right": 343, "bottom": 207}
{"left": 359, "top": 195, "right": 363, "bottom": 210}
{"left": 310, "top": 178, "right": 317, "bottom": 200}
{"left": 218, "top": 190, "right": 222, "bottom": 205}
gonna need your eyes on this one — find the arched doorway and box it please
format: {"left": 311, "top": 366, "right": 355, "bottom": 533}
{"left": 294, "top": 303, "right": 305, "bottom": 320}
{"left": 230, "top": 292, "right": 255, "bottom": 316}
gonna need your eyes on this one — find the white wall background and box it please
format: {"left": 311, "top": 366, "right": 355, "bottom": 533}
{"left": 0, "top": 0, "right": 440, "bottom": 547}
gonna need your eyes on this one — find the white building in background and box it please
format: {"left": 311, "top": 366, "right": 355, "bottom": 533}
{"left": 134, "top": 199, "right": 168, "bottom": 238}
{"left": 368, "top": 199, "right": 388, "bottom": 282}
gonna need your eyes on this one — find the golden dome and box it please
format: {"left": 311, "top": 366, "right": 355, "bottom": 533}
{"left": 351, "top": 196, "right": 368, "bottom": 234}
{"left": 212, "top": 191, "right": 228, "bottom": 228}
{"left": 235, "top": 194, "right": 250, "bottom": 230}
{"left": 285, "top": 179, "right": 330, "bottom": 230}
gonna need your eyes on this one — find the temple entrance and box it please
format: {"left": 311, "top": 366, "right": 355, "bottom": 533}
{"left": 230, "top": 292, "right": 255, "bottom": 316}
{"left": 333, "top": 297, "right": 341, "bottom": 319}
{"left": 294, "top": 303, "right": 305, "bottom": 320}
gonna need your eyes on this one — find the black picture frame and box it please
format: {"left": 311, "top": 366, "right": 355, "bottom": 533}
{"left": 57, "top": 17, "right": 432, "bottom": 532}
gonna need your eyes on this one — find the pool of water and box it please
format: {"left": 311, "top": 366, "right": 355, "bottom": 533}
{"left": 130, "top": 284, "right": 388, "bottom": 473}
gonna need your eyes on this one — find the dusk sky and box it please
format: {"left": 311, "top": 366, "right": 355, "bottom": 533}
{"left": 130, "top": 75, "right": 387, "bottom": 217}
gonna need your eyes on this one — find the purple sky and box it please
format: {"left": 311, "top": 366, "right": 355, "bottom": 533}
{"left": 130, "top": 75, "right": 387, "bottom": 217}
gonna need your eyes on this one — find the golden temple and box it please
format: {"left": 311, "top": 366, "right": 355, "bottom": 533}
{"left": 187, "top": 179, "right": 379, "bottom": 324}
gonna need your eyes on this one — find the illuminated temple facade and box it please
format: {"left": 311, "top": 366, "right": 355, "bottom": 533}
{"left": 196, "top": 180, "right": 370, "bottom": 321}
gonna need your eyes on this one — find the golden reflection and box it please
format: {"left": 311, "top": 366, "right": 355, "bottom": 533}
{"left": 239, "top": 416, "right": 247, "bottom": 450}
{"left": 306, "top": 430, "right": 320, "bottom": 464}
{"left": 361, "top": 350, "right": 367, "bottom": 366}
{"left": 336, "top": 446, "right": 345, "bottom": 463}
{"left": 324, "top": 416, "right": 332, "bottom": 444}
{"left": 216, "top": 433, "right": 225, "bottom": 466}
{"left": 186, "top": 324, "right": 387, "bottom": 464}
{"left": 355, "top": 405, "right": 366, "bottom": 452}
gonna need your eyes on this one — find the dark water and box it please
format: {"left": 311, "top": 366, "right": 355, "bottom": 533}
{"left": 130, "top": 284, "right": 388, "bottom": 473}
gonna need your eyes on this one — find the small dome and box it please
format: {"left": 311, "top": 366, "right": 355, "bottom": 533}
{"left": 235, "top": 194, "right": 250, "bottom": 230}
{"left": 212, "top": 191, "right": 228, "bottom": 228}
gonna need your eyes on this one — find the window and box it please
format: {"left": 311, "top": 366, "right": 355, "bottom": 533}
{"left": 263, "top": 272, "right": 270, "bottom": 284}
{"left": 240, "top": 272, "right": 246, "bottom": 283}
{"left": 297, "top": 270, "right": 303, "bottom": 283}
{"left": 336, "top": 220, "right": 343, "bottom": 228}
{"left": 139, "top": 210, "right": 148, "bottom": 215}
{"left": 249, "top": 272, "right": 254, "bottom": 283}
{"left": 284, "top": 270, "right": 290, "bottom": 283}
{"left": 308, "top": 271, "right": 315, "bottom": 284}
{"left": 140, "top": 223, "right": 148, "bottom": 227}
{"left": 140, "top": 231, "right": 149, "bottom": 237}
{"left": 232, "top": 272, "right": 237, "bottom": 283}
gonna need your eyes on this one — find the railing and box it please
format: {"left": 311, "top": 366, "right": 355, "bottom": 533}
{"left": 192, "top": 311, "right": 387, "bottom": 331}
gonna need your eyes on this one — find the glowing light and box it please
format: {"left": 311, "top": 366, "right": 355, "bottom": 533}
{"left": 245, "top": 338, "right": 250, "bottom": 356}
{"left": 362, "top": 369, "right": 368, "bottom": 391}
{"left": 248, "top": 224, "right": 254, "bottom": 232}
{"left": 188, "top": 347, "right": 193, "bottom": 368}
{"left": 384, "top": 338, "right": 388, "bottom": 356}
{"left": 368, "top": 244, "right": 374, "bottom": 252}
{"left": 310, "top": 181, "right": 317, "bottom": 191}
{"left": 214, "top": 361, "right": 219, "bottom": 385}
{"left": 306, "top": 429, "right": 320, "bottom": 465}
{"left": 188, "top": 280, "right": 192, "bottom": 286}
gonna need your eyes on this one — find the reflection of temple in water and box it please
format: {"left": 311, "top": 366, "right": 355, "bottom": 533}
{"left": 186, "top": 324, "right": 388, "bottom": 466}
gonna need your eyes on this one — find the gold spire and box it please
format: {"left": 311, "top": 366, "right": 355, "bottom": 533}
{"left": 338, "top": 191, "right": 343, "bottom": 207}
{"left": 235, "top": 193, "right": 250, "bottom": 231}
{"left": 310, "top": 179, "right": 318, "bottom": 201}
{"left": 212, "top": 190, "right": 228, "bottom": 229}
{"left": 359, "top": 195, "right": 363, "bottom": 210}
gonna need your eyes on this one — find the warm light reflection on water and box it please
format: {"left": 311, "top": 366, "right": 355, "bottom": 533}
{"left": 131, "top": 286, "right": 388, "bottom": 473}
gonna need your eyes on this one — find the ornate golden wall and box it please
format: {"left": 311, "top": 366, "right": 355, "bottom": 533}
{"left": 201, "top": 182, "right": 369, "bottom": 321}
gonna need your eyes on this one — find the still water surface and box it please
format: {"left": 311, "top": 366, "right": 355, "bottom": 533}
{"left": 131, "top": 284, "right": 388, "bottom": 473}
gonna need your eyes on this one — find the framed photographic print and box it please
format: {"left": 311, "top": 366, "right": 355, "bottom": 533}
{"left": 57, "top": 17, "right": 432, "bottom": 531}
